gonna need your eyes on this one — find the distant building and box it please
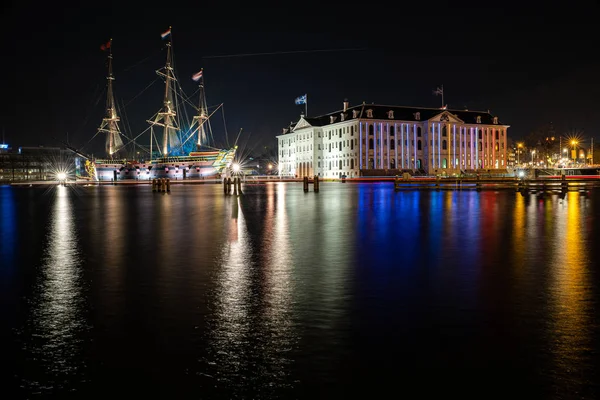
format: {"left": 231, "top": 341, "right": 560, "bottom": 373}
{"left": 0, "top": 146, "right": 74, "bottom": 182}
{"left": 277, "top": 100, "right": 509, "bottom": 178}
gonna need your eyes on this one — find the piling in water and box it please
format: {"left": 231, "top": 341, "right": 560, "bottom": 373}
{"left": 236, "top": 176, "right": 242, "bottom": 194}
{"left": 314, "top": 175, "right": 319, "bottom": 192}
{"left": 303, "top": 176, "right": 309, "bottom": 192}
{"left": 166, "top": 178, "right": 171, "bottom": 192}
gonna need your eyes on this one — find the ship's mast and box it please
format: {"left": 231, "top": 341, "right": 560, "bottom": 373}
{"left": 193, "top": 69, "right": 209, "bottom": 148}
{"left": 147, "top": 27, "right": 179, "bottom": 157}
{"left": 98, "top": 39, "right": 124, "bottom": 158}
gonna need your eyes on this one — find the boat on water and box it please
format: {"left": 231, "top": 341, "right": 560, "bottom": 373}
{"left": 536, "top": 167, "right": 600, "bottom": 178}
{"left": 85, "top": 29, "right": 236, "bottom": 181}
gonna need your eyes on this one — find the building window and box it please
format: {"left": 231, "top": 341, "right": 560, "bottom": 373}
{"left": 417, "top": 127, "right": 422, "bottom": 137}
{"left": 390, "top": 140, "right": 395, "bottom": 150}
{"left": 442, "top": 125, "right": 447, "bottom": 137}
{"left": 493, "top": 116, "right": 498, "bottom": 124}
{"left": 417, "top": 140, "right": 422, "bottom": 150}
{"left": 366, "top": 109, "right": 373, "bottom": 118}
{"left": 351, "top": 140, "right": 354, "bottom": 150}
{"left": 476, "top": 116, "right": 482, "bottom": 123}
{"left": 368, "top": 124, "right": 374, "bottom": 136}
{"left": 442, "top": 140, "right": 447, "bottom": 150}
{"left": 328, "top": 131, "right": 331, "bottom": 140}
{"left": 478, "top": 131, "right": 482, "bottom": 140}
{"left": 390, "top": 125, "right": 395, "bottom": 136}
{"left": 351, "top": 126, "right": 354, "bottom": 136}
{"left": 387, "top": 110, "right": 394, "bottom": 119}
{"left": 442, "top": 158, "right": 447, "bottom": 168}
{"left": 414, "top": 112, "right": 420, "bottom": 120}
{"left": 369, "top": 138, "right": 374, "bottom": 149}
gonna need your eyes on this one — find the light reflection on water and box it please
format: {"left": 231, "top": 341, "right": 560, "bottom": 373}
{"left": 4, "top": 184, "right": 600, "bottom": 397}
{"left": 20, "top": 186, "right": 88, "bottom": 394}
{"left": 547, "top": 191, "right": 593, "bottom": 390}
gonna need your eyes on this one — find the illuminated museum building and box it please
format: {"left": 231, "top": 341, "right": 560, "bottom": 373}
{"left": 277, "top": 100, "right": 509, "bottom": 178}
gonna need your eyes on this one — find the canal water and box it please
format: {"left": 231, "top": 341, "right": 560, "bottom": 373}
{"left": 1, "top": 183, "right": 599, "bottom": 398}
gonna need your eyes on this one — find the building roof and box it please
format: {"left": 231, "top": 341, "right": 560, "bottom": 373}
{"left": 283, "top": 103, "right": 507, "bottom": 134}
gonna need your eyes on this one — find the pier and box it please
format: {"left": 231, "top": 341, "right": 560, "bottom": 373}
{"left": 393, "top": 175, "right": 600, "bottom": 192}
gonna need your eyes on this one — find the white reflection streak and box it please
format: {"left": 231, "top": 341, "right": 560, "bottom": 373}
{"left": 34, "top": 186, "right": 84, "bottom": 382}
{"left": 216, "top": 197, "right": 251, "bottom": 350}
{"left": 265, "top": 184, "right": 292, "bottom": 327}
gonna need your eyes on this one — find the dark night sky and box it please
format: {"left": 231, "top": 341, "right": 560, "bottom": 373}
{"left": 2, "top": 1, "right": 599, "bottom": 155}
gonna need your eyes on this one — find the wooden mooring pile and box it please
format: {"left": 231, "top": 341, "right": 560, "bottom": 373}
{"left": 152, "top": 178, "right": 171, "bottom": 192}
{"left": 224, "top": 176, "right": 243, "bottom": 195}
{"left": 303, "top": 176, "right": 320, "bottom": 193}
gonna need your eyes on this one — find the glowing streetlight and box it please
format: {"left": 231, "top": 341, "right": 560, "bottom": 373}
{"left": 531, "top": 149, "right": 535, "bottom": 165}
{"left": 57, "top": 172, "right": 66, "bottom": 181}
{"left": 571, "top": 140, "right": 578, "bottom": 162}
{"left": 232, "top": 163, "right": 240, "bottom": 173}
{"left": 517, "top": 143, "right": 523, "bottom": 166}
{"left": 268, "top": 163, "right": 272, "bottom": 170}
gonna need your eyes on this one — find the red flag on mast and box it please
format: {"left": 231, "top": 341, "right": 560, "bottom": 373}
{"left": 100, "top": 40, "right": 111, "bottom": 51}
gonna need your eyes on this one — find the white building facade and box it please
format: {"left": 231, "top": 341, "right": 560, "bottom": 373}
{"left": 277, "top": 101, "right": 509, "bottom": 178}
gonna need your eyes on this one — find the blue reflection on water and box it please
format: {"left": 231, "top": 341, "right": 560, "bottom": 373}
{"left": 0, "top": 186, "right": 16, "bottom": 271}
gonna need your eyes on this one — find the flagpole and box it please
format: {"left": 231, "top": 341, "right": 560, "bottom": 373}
{"left": 305, "top": 94, "right": 308, "bottom": 117}
{"left": 441, "top": 84, "right": 444, "bottom": 108}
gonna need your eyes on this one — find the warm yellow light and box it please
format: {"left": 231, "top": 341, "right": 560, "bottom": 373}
{"left": 518, "top": 143, "right": 523, "bottom": 148}
{"left": 57, "top": 172, "right": 67, "bottom": 181}
{"left": 571, "top": 140, "right": 578, "bottom": 146}
{"left": 232, "top": 163, "right": 240, "bottom": 173}
{"left": 268, "top": 164, "right": 272, "bottom": 169}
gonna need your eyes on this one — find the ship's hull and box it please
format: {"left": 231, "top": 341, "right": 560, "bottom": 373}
{"left": 93, "top": 148, "right": 237, "bottom": 181}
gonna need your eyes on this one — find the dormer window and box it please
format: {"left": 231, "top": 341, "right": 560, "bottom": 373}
{"left": 366, "top": 109, "right": 373, "bottom": 118}
{"left": 493, "top": 116, "right": 498, "bottom": 124}
{"left": 330, "top": 115, "right": 337, "bottom": 124}
{"left": 340, "top": 113, "right": 346, "bottom": 121}
{"left": 414, "top": 112, "right": 420, "bottom": 121}
{"left": 476, "top": 116, "right": 482, "bottom": 124}
{"left": 352, "top": 110, "right": 359, "bottom": 118}
{"left": 387, "top": 110, "right": 394, "bottom": 119}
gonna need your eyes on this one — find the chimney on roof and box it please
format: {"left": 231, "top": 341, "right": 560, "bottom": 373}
{"left": 343, "top": 99, "right": 349, "bottom": 112}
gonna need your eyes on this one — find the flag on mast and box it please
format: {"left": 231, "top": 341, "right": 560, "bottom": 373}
{"left": 433, "top": 85, "right": 444, "bottom": 108}
{"left": 161, "top": 28, "right": 171, "bottom": 39}
{"left": 100, "top": 40, "right": 111, "bottom": 51}
{"left": 192, "top": 69, "right": 203, "bottom": 81}
{"left": 295, "top": 94, "right": 307, "bottom": 105}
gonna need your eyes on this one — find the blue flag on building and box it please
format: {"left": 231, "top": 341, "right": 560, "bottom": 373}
{"left": 295, "top": 94, "right": 307, "bottom": 105}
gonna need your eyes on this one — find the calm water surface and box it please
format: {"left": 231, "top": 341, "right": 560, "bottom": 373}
{"left": 1, "top": 183, "right": 599, "bottom": 398}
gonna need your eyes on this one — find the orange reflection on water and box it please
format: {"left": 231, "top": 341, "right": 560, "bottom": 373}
{"left": 548, "top": 191, "right": 592, "bottom": 382}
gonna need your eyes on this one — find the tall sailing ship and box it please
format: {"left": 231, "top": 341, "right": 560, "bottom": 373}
{"left": 91, "top": 28, "right": 236, "bottom": 181}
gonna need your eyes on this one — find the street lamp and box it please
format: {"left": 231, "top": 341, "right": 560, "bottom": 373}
{"left": 517, "top": 143, "right": 523, "bottom": 166}
{"left": 531, "top": 149, "right": 535, "bottom": 165}
{"left": 571, "top": 140, "right": 578, "bottom": 163}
